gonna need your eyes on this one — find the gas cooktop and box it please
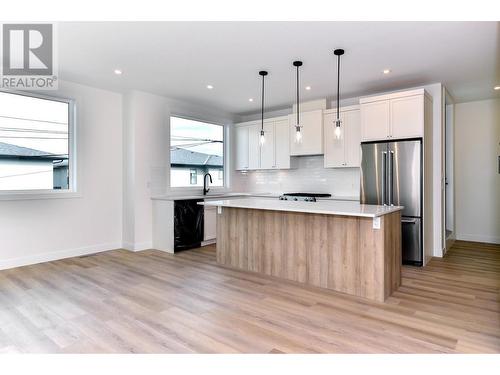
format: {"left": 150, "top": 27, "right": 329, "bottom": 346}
{"left": 278, "top": 193, "right": 332, "bottom": 202}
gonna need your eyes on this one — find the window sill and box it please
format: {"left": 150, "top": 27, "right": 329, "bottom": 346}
{"left": 167, "top": 187, "right": 229, "bottom": 195}
{"left": 0, "top": 190, "right": 82, "bottom": 201}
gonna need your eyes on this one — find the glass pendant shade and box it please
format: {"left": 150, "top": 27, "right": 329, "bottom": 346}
{"left": 295, "top": 125, "right": 302, "bottom": 143}
{"left": 334, "top": 118, "right": 342, "bottom": 140}
{"left": 260, "top": 129, "right": 266, "bottom": 145}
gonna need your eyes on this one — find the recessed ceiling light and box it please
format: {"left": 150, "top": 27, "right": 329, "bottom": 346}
{"left": 248, "top": 98, "right": 254, "bottom": 102}
{"left": 305, "top": 86, "right": 311, "bottom": 90}
{"left": 494, "top": 85, "right": 500, "bottom": 91}
{"left": 206, "top": 85, "right": 214, "bottom": 90}
{"left": 114, "top": 69, "right": 122, "bottom": 75}
{"left": 383, "top": 69, "right": 391, "bottom": 74}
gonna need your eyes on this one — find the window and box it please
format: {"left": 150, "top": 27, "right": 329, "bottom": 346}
{"left": 0, "top": 91, "right": 73, "bottom": 192}
{"left": 189, "top": 169, "right": 197, "bottom": 185}
{"left": 170, "top": 116, "right": 224, "bottom": 188}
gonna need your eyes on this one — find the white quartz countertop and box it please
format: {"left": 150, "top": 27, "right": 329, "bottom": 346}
{"left": 151, "top": 192, "right": 262, "bottom": 201}
{"left": 200, "top": 198, "right": 402, "bottom": 218}
{"left": 151, "top": 192, "right": 359, "bottom": 201}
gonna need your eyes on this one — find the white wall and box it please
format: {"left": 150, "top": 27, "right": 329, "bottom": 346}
{"left": 425, "top": 83, "right": 444, "bottom": 257}
{"left": 455, "top": 98, "right": 500, "bottom": 244}
{"left": 0, "top": 81, "right": 123, "bottom": 269}
{"left": 122, "top": 91, "right": 169, "bottom": 251}
{"left": 122, "top": 90, "right": 235, "bottom": 251}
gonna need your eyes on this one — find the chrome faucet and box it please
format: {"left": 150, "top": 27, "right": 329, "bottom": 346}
{"left": 203, "top": 173, "right": 212, "bottom": 195}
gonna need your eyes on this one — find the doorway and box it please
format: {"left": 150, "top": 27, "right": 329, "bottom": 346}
{"left": 444, "top": 93, "right": 455, "bottom": 252}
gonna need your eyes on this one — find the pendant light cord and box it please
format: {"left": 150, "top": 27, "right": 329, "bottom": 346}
{"left": 261, "top": 74, "right": 265, "bottom": 132}
{"left": 296, "top": 65, "right": 300, "bottom": 126}
{"left": 337, "top": 53, "right": 340, "bottom": 122}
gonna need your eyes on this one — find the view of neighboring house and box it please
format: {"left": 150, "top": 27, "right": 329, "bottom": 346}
{"left": 170, "top": 147, "right": 223, "bottom": 187}
{"left": 0, "top": 142, "right": 69, "bottom": 190}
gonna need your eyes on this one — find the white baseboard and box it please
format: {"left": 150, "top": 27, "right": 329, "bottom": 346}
{"left": 122, "top": 241, "right": 153, "bottom": 252}
{"left": 0, "top": 242, "right": 122, "bottom": 271}
{"left": 201, "top": 239, "right": 216, "bottom": 246}
{"left": 456, "top": 233, "right": 500, "bottom": 244}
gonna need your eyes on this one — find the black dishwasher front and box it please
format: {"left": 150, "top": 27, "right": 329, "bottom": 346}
{"left": 174, "top": 199, "right": 204, "bottom": 251}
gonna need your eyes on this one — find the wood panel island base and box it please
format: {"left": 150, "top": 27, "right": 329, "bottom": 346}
{"left": 203, "top": 198, "right": 403, "bottom": 302}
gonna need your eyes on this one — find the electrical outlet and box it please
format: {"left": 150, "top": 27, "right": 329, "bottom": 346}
{"left": 372, "top": 217, "right": 381, "bottom": 229}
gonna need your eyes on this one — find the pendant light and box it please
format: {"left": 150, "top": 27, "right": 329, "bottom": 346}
{"left": 259, "top": 70, "right": 268, "bottom": 146}
{"left": 293, "top": 61, "right": 303, "bottom": 143}
{"left": 333, "top": 49, "right": 344, "bottom": 140}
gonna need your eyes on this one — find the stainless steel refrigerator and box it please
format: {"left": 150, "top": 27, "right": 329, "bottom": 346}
{"left": 360, "top": 139, "right": 423, "bottom": 266}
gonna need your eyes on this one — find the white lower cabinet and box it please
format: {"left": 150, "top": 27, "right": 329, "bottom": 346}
{"left": 324, "top": 107, "right": 361, "bottom": 168}
{"left": 204, "top": 206, "right": 217, "bottom": 241}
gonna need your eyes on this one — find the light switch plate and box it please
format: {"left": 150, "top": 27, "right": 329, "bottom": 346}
{"left": 217, "top": 206, "right": 222, "bottom": 214}
{"left": 372, "top": 217, "right": 381, "bottom": 229}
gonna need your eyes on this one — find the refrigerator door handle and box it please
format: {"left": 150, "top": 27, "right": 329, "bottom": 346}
{"left": 401, "top": 218, "right": 417, "bottom": 224}
{"left": 382, "top": 151, "right": 387, "bottom": 206}
{"left": 389, "top": 150, "right": 394, "bottom": 206}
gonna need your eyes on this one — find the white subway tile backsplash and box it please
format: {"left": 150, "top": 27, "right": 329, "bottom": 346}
{"left": 232, "top": 155, "right": 360, "bottom": 197}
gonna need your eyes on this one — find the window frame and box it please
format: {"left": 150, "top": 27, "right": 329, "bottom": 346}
{"left": 0, "top": 89, "right": 78, "bottom": 201}
{"left": 189, "top": 168, "right": 197, "bottom": 185}
{"left": 168, "top": 114, "right": 229, "bottom": 192}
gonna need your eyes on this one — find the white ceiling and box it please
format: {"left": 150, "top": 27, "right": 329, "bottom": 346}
{"left": 58, "top": 22, "right": 500, "bottom": 115}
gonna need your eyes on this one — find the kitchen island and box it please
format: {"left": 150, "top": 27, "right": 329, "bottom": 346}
{"left": 201, "top": 198, "right": 403, "bottom": 302}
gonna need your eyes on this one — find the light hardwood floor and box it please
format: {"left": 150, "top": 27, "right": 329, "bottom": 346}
{"left": 0, "top": 240, "right": 498, "bottom": 353}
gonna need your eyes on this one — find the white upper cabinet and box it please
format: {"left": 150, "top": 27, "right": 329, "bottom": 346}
{"left": 235, "top": 89, "right": 427, "bottom": 172}
{"left": 234, "top": 126, "right": 249, "bottom": 170}
{"left": 344, "top": 109, "right": 361, "bottom": 167}
{"left": 274, "top": 119, "right": 290, "bottom": 169}
{"left": 360, "top": 100, "right": 390, "bottom": 141}
{"left": 324, "top": 107, "right": 361, "bottom": 168}
{"left": 323, "top": 112, "right": 344, "bottom": 167}
{"left": 260, "top": 121, "right": 275, "bottom": 169}
{"left": 234, "top": 117, "right": 291, "bottom": 171}
{"left": 289, "top": 109, "right": 323, "bottom": 156}
{"left": 360, "top": 89, "right": 427, "bottom": 141}
{"left": 248, "top": 123, "right": 261, "bottom": 169}
{"left": 390, "top": 95, "right": 424, "bottom": 139}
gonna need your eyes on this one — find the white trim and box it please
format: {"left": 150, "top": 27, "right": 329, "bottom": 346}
{"left": 0, "top": 242, "right": 122, "bottom": 271}
{"left": 323, "top": 105, "right": 360, "bottom": 114}
{"left": 168, "top": 114, "right": 228, "bottom": 191}
{"left": 456, "top": 233, "right": 500, "bottom": 244}
{"left": 123, "top": 241, "right": 153, "bottom": 252}
{"left": 201, "top": 239, "right": 216, "bottom": 246}
{"left": 0, "top": 90, "right": 79, "bottom": 200}
{"left": 359, "top": 88, "right": 428, "bottom": 104}
{"left": 0, "top": 190, "right": 82, "bottom": 201}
